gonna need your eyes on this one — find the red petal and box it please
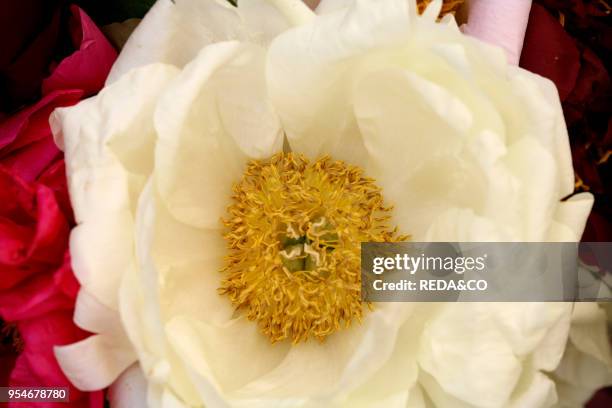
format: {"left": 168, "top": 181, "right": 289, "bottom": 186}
{"left": 0, "top": 89, "right": 83, "bottom": 154}
{"left": 1, "top": 138, "right": 62, "bottom": 183}
{"left": 9, "top": 311, "right": 92, "bottom": 405}
{"left": 38, "top": 160, "right": 73, "bottom": 224}
{"left": 520, "top": 4, "right": 581, "bottom": 100}
{"left": 0, "top": 269, "right": 73, "bottom": 321}
{"left": 0, "top": 169, "right": 69, "bottom": 290}
{"left": 42, "top": 6, "right": 117, "bottom": 97}
{"left": 0, "top": 4, "right": 62, "bottom": 113}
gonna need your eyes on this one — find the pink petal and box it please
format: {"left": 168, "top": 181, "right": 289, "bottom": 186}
{"left": 1, "top": 138, "right": 62, "bottom": 183}
{"left": 0, "top": 90, "right": 82, "bottom": 153}
{"left": 38, "top": 159, "right": 73, "bottom": 223}
{"left": 0, "top": 170, "right": 69, "bottom": 290}
{"left": 463, "top": 0, "right": 533, "bottom": 65}
{"left": 9, "top": 311, "right": 94, "bottom": 406}
{"left": 0, "top": 262, "right": 74, "bottom": 321}
{"left": 42, "top": 6, "right": 117, "bottom": 97}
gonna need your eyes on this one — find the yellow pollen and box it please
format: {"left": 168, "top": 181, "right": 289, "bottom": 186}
{"left": 219, "top": 153, "right": 407, "bottom": 344}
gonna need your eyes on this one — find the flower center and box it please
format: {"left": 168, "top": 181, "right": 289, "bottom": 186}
{"left": 219, "top": 153, "right": 406, "bottom": 343}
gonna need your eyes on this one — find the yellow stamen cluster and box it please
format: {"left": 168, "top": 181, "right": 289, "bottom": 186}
{"left": 219, "top": 153, "right": 406, "bottom": 343}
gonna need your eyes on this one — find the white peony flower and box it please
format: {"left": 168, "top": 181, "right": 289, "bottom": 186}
{"left": 51, "top": 0, "right": 611, "bottom": 407}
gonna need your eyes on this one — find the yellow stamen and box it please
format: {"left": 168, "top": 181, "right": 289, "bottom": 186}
{"left": 219, "top": 153, "right": 407, "bottom": 344}
{"left": 417, "top": 0, "right": 466, "bottom": 16}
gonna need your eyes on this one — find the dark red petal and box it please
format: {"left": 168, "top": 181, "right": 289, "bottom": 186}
{"left": 0, "top": 4, "right": 62, "bottom": 113}
{"left": 520, "top": 3, "right": 581, "bottom": 100}
{"left": 0, "top": 89, "right": 83, "bottom": 154}
{"left": 42, "top": 6, "right": 118, "bottom": 97}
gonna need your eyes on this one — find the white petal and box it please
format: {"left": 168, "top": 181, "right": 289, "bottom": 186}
{"left": 233, "top": 304, "right": 412, "bottom": 404}
{"left": 55, "top": 334, "right": 137, "bottom": 391}
{"left": 424, "top": 208, "right": 513, "bottom": 242}
{"left": 503, "top": 137, "right": 559, "bottom": 241}
{"left": 548, "top": 193, "right": 594, "bottom": 241}
{"left": 507, "top": 371, "right": 557, "bottom": 408}
{"left": 73, "top": 289, "right": 122, "bottom": 334}
{"left": 51, "top": 63, "right": 179, "bottom": 310}
{"left": 507, "top": 67, "right": 575, "bottom": 198}
{"left": 553, "top": 342, "right": 612, "bottom": 406}
{"left": 153, "top": 186, "right": 235, "bottom": 326}
{"left": 237, "top": 0, "right": 291, "bottom": 43}
{"left": 155, "top": 41, "right": 282, "bottom": 229}
{"left": 418, "top": 304, "right": 523, "bottom": 406}
{"left": 109, "top": 364, "right": 148, "bottom": 408}
{"left": 267, "top": 0, "right": 414, "bottom": 162}
{"left": 166, "top": 316, "right": 290, "bottom": 395}
{"left": 421, "top": 0, "right": 442, "bottom": 22}
{"left": 341, "top": 305, "right": 431, "bottom": 407}
{"left": 315, "top": 0, "right": 355, "bottom": 14}
{"left": 569, "top": 303, "right": 612, "bottom": 365}
{"left": 108, "top": 0, "right": 255, "bottom": 83}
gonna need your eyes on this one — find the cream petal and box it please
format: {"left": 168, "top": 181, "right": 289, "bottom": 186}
{"left": 418, "top": 304, "right": 523, "bottom": 406}
{"left": 166, "top": 316, "right": 290, "bottom": 396}
{"left": 153, "top": 188, "right": 235, "bottom": 326}
{"left": 553, "top": 342, "right": 612, "bottom": 407}
{"left": 529, "top": 304, "right": 572, "bottom": 372}
{"left": 421, "top": 0, "right": 442, "bottom": 22}
{"left": 424, "top": 208, "right": 513, "bottom": 242}
{"left": 267, "top": 0, "right": 415, "bottom": 162}
{"left": 233, "top": 303, "right": 412, "bottom": 404}
{"left": 69, "top": 214, "right": 133, "bottom": 309}
{"left": 161, "top": 390, "right": 189, "bottom": 408}
{"left": 341, "top": 305, "right": 433, "bottom": 407}
{"left": 120, "top": 181, "right": 166, "bottom": 370}
{"left": 123, "top": 182, "right": 207, "bottom": 408}
{"left": 51, "top": 64, "right": 179, "bottom": 310}
{"left": 237, "top": 0, "right": 291, "bottom": 44}
{"left": 503, "top": 137, "right": 559, "bottom": 241}
{"left": 507, "top": 67, "right": 575, "bottom": 198}
{"left": 315, "top": 0, "right": 355, "bottom": 14}
{"left": 353, "top": 68, "right": 492, "bottom": 238}
{"left": 155, "top": 41, "right": 282, "bottom": 229}
{"left": 108, "top": 0, "right": 267, "bottom": 83}
{"left": 121, "top": 181, "right": 233, "bottom": 406}
{"left": 73, "top": 289, "right": 123, "bottom": 334}
{"left": 55, "top": 334, "right": 137, "bottom": 391}
{"left": 495, "top": 303, "right": 572, "bottom": 376}
{"left": 418, "top": 303, "right": 575, "bottom": 407}
{"left": 507, "top": 371, "right": 557, "bottom": 408}
{"left": 109, "top": 364, "right": 148, "bottom": 408}
{"left": 418, "top": 370, "right": 473, "bottom": 408}
{"left": 568, "top": 303, "right": 612, "bottom": 365}
{"left": 548, "top": 193, "right": 594, "bottom": 241}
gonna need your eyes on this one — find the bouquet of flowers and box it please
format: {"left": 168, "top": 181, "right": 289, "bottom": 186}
{"left": 1, "top": 1, "right": 610, "bottom": 407}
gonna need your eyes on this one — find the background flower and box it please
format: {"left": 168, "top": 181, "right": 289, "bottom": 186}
{"left": 520, "top": 6, "right": 612, "bottom": 404}
{"left": 0, "top": 3, "right": 116, "bottom": 406}
{"left": 520, "top": 0, "right": 612, "bottom": 242}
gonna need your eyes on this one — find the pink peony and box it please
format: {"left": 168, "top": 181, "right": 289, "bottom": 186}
{"left": 0, "top": 4, "right": 116, "bottom": 407}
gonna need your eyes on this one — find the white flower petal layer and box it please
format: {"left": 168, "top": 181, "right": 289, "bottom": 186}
{"left": 155, "top": 41, "right": 282, "bottom": 228}
{"left": 52, "top": 0, "right": 610, "bottom": 406}
{"left": 108, "top": 0, "right": 290, "bottom": 83}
